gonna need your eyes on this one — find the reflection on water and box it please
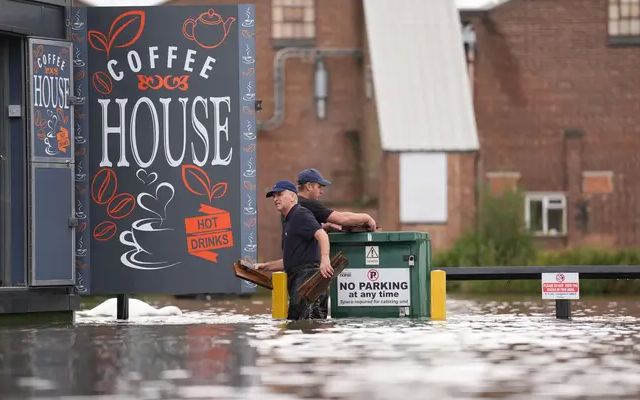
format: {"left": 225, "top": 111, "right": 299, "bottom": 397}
{"left": 1, "top": 297, "right": 640, "bottom": 399}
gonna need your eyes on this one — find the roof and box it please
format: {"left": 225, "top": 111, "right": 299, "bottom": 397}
{"left": 364, "top": 0, "right": 479, "bottom": 152}
{"left": 455, "top": 0, "right": 512, "bottom": 11}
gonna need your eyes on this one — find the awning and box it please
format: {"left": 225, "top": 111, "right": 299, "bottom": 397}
{"left": 364, "top": 0, "right": 479, "bottom": 152}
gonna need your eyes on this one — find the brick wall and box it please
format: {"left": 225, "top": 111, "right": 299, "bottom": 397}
{"left": 471, "top": 0, "right": 640, "bottom": 248}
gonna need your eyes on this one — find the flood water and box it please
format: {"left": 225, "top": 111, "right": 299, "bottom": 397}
{"left": 1, "top": 296, "right": 640, "bottom": 399}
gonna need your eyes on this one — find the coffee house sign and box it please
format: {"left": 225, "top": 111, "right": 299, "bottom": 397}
{"left": 59, "top": 5, "right": 257, "bottom": 294}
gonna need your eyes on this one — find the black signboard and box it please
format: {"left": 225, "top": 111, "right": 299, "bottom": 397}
{"left": 29, "top": 39, "right": 74, "bottom": 162}
{"left": 78, "top": 5, "right": 257, "bottom": 294}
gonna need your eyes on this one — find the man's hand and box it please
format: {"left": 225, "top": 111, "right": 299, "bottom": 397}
{"left": 322, "top": 222, "right": 343, "bottom": 232}
{"left": 253, "top": 262, "right": 266, "bottom": 271}
{"left": 366, "top": 215, "right": 377, "bottom": 231}
{"left": 319, "top": 255, "right": 334, "bottom": 279}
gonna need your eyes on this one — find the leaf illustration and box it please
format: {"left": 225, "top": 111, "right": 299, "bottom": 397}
{"left": 108, "top": 10, "right": 145, "bottom": 53}
{"left": 87, "top": 31, "right": 108, "bottom": 53}
{"left": 182, "top": 165, "right": 212, "bottom": 199}
{"left": 210, "top": 182, "right": 228, "bottom": 201}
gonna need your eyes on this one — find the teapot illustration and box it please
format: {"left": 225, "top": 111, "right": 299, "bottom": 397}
{"left": 182, "top": 9, "right": 236, "bottom": 49}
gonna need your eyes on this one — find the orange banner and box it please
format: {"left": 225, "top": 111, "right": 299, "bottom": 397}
{"left": 185, "top": 204, "right": 233, "bottom": 263}
{"left": 184, "top": 206, "right": 231, "bottom": 234}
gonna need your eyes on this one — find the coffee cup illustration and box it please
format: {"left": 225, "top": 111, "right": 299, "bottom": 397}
{"left": 241, "top": 16, "right": 254, "bottom": 28}
{"left": 243, "top": 130, "right": 256, "bottom": 140}
{"left": 76, "top": 201, "right": 87, "bottom": 220}
{"left": 71, "top": 21, "right": 84, "bottom": 31}
{"left": 183, "top": 9, "right": 236, "bottom": 49}
{"left": 243, "top": 232, "right": 257, "bottom": 252}
{"left": 120, "top": 218, "right": 177, "bottom": 264}
{"left": 242, "top": 55, "right": 255, "bottom": 64}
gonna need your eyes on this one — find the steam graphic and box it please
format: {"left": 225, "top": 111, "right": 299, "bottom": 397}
{"left": 243, "top": 157, "right": 256, "bottom": 177}
{"left": 74, "top": 47, "right": 85, "bottom": 67}
{"left": 43, "top": 110, "right": 60, "bottom": 156}
{"left": 243, "top": 193, "right": 256, "bottom": 215}
{"left": 242, "top": 44, "right": 255, "bottom": 64}
{"left": 243, "top": 231, "right": 257, "bottom": 253}
{"left": 75, "top": 162, "right": 86, "bottom": 182}
{"left": 243, "top": 120, "right": 256, "bottom": 140}
{"left": 76, "top": 199, "right": 87, "bottom": 220}
{"left": 243, "top": 81, "right": 255, "bottom": 102}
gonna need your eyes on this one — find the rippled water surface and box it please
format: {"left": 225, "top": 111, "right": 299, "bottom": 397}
{"left": 1, "top": 296, "right": 640, "bottom": 399}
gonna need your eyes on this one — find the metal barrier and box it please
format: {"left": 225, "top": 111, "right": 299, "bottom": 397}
{"left": 436, "top": 265, "right": 640, "bottom": 319}
{"left": 439, "top": 265, "right": 640, "bottom": 280}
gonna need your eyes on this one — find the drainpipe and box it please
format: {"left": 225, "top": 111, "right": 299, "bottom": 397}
{"left": 259, "top": 47, "right": 363, "bottom": 131}
{"left": 462, "top": 23, "right": 476, "bottom": 99}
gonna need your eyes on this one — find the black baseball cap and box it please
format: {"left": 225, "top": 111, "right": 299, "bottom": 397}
{"left": 266, "top": 180, "right": 298, "bottom": 198}
{"left": 297, "top": 168, "right": 332, "bottom": 186}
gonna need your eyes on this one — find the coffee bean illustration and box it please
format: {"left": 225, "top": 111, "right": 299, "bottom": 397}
{"left": 93, "top": 221, "right": 117, "bottom": 241}
{"left": 92, "top": 71, "right": 113, "bottom": 95}
{"left": 91, "top": 168, "right": 117, "bottom": 205}
{"left": 107, "top": 193, "right": 135, "bottom": 219}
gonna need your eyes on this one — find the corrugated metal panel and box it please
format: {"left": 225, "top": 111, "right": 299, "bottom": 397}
{"left": 364, "top": 0, "right": 479, "bottom": 152}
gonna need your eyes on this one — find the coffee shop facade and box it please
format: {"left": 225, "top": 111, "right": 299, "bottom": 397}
{"left": 0, "top": 0, "right": 258, "bottom": 314}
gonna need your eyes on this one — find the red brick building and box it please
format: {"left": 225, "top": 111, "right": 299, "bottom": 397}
{"left": 165, "top": 0, "right": 640, "bottom": 260}
{"left": 464, "top": 0, "right": 640, "bottom": 249}
{"left": 169, "top": 0, "right": 481, "bottom": 260}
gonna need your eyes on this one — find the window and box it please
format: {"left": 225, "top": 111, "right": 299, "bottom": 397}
{"left": 272, "top": 0, "right": 315, "bottom": 46}
{"left": 400, "top": 153, "right": 447, "bottom": 223}
{"left": 608, "top": 0, "right": 640, "bottom": 43}
{"left": 525, "top": 193, "right": 566, "bottom": 236}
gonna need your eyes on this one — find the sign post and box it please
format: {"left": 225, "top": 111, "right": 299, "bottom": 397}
{"left": 541, "top": 272, "right": 580, "bottom": 319}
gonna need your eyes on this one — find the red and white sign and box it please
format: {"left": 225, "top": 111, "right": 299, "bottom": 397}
{"left": 542, "top": 272, "right": 580, "bottom": 299}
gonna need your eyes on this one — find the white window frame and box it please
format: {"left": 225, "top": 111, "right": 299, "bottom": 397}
{"left": 525, "top": 192, "right": 567, "bottom": 237}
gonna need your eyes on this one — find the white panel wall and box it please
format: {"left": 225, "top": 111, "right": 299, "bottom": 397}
{"left": 400, "top": 152, "right": 447, "bottom": 223}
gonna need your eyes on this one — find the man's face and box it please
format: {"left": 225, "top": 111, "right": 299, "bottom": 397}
{"left": 273, "top": 190, "right": 297, "bottom": 213}
{"left": 307, "top": 182, "right": 325, "bottom": 200}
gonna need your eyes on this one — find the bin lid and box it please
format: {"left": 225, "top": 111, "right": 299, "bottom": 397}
{"left": 329, "top": 231, "right": 430, "bottom": 243}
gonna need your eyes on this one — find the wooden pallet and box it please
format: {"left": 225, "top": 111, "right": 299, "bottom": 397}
{"left": 233, "top": 259, "right": 273, "bottom": 290}
{"left": 297, "top": 252, "right": 349, "bottom": 302}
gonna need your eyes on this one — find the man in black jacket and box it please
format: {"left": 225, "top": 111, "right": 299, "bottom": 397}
{"left": 296, "top": 168, "right": 377, "bottom": 232}
{"left": 255, "top": 180, "right": 333, "bottom": 319}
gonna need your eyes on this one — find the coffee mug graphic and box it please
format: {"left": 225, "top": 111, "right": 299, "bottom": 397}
{"left": 120, "top": 218, "right": 180, "bottom": 269}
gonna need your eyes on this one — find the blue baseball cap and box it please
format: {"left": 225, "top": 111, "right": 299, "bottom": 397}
{"left": 266, "top": 180, "right": 298, "bottom": 198}
{"left": 297, "top": 168, "right": 332, "bottom": 186}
